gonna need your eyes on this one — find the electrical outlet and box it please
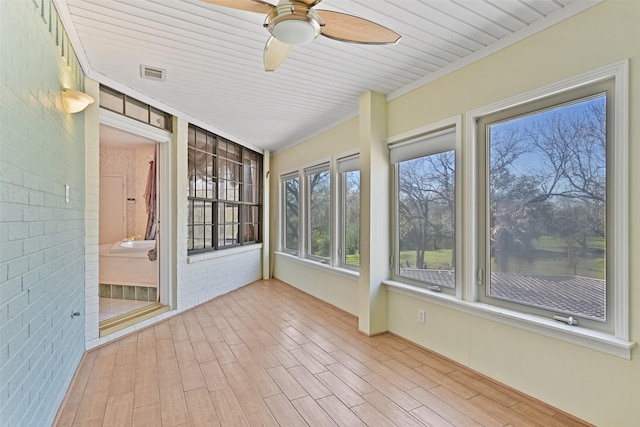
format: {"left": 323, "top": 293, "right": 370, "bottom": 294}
{"left": 417, "top": 309, "right": 425, "bottom": 324}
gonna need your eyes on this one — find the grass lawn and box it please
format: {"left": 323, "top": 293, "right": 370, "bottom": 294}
{"left": 397, "top": 235, "right": 604, "bottom": 279}
{"left": 399, "top": 249, "right": 453, "bottom": 270}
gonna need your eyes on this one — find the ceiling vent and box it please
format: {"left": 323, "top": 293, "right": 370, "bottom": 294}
{"left": 140, "top": 65, "right": 166, "bottom": 81}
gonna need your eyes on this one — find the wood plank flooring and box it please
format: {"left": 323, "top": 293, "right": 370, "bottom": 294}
{"left": 54, "top": 279, "right": 591, "bottom": 427}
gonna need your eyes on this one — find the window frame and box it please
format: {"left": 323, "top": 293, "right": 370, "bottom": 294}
{"left": 187, "top": 125, "right": 262, "bottom": 254}
{"left": 389, "top": 120, "right": 462, "bottom": 298}
{"left": 337, "top": 154, "right": 361, "bottom": 271}
{"left": 462, "top": 60, "right": 629, "bottom": 350}
{"left": 385, "top": 61, "right": 632, "bottom": 358}
{"left": 477, "top": 81, "right": 613, "bottom": 332}
{"left": 278, "top": 152, "right": 361, "bottom": 275}
{"left": 280, "top": 171, "right": 301, "bottom": 256}
{"left": 304, "top": 162, "right": 332, "bottom": 263}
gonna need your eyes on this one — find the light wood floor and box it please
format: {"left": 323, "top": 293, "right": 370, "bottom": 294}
{"left": 55, "top": 279, "right": 591, "bottom": 427}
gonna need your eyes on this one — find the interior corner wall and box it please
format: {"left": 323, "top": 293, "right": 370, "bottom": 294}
{"left": 385, "top": 1, "right": 639, "bottom": 425}
{"left": 0, "top": 2, "right": 87, "bottom": 426}
{"left": 270, "top": 118, "right": 360, "bottom": 315}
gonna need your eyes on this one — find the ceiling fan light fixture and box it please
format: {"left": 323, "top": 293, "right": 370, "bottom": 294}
{"left": 265, "top": 2, "right": 322, "bottom": 45}
{"left": 272, "top": 19, "right": 318, "bottom": 45}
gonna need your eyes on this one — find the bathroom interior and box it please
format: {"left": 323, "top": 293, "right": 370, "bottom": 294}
{"left": 98, "top": 124, "right": 160, "bottom": 328}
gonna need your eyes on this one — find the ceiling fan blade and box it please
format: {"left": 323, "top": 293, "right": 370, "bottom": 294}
{"left": 200, "top": 0, "right": 275, "bottom": 14}
{"left": 316, "top": 10, "right": 401, "bottom": 44}
{"left": 264, "top": 36, "right": 292, "bottom": 71}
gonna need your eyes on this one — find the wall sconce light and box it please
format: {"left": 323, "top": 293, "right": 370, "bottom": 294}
{"left": 61, "top": 88, "right": 94, "bottom": 113}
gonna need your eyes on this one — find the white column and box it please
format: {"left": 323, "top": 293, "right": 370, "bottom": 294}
{"left": 262, "top": 149, "right": 271, "bottom": 279}
{"left": 358, "top": 91, "right": 390, "bottom": 335}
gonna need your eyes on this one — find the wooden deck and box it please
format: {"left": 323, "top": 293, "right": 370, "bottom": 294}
{"left": 54, "top": 279, "right": 591, "bottom": 426}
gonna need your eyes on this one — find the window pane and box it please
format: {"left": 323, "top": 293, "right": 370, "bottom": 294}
{"left": 244, "top": 223, "right": 258, "bottom": 243}
{"left": 397, "top": 151, "right": 455, "bottom": 288}
{"left": 343, "top": 170, "right": 360, "bottom": 267}
{"left": 125, "top": 97, "right": 149, "bottom": 123}
{"left": 187, "top": 225, "right": 194, "bottom": 250}
{"left": 204, "top": 225, "right": 213, "bottom": 248}
{"left": 196, "top": 129, "right": 207, "bottom": 151}
{"left": 487, "top": 95, "right": 606, "bottom": 321}
{"left": 99, "top": 86, "right": 124, "bottom": 113}
{"left": 188, "top": 148, "right": 196, "bottom": 196}
{"left": 193, "top": 226, "right": 204, "bottom": 250}
{"left": 218, "top": 225, "right": 238, "bottom": 246}
{"left": 308, "top": 170, "right": 330, "bottom": 259}
{"left": 284, "top": 177, "right": 299, "bottom": 252}
{"left": 193, "top": 201, "right": 205, "bottom": 224}
{"left": 150, "top": 107, "right": 170, "bottom": 130}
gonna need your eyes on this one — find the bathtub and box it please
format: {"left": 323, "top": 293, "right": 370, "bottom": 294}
{"left": 99, "top": 240, "right": 158, "bottom": 287}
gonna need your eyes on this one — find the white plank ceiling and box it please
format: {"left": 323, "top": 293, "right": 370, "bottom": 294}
{"left": 57, "top": 0, "right": 599, "bottom": 152}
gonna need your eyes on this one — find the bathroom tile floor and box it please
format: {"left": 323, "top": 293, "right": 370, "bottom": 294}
{"left": 99, "top": 297, "right": 155, "bottom": 322}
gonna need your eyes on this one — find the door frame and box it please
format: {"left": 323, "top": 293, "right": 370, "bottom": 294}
{"left": 98, "top": 111, "right": 175, "bottom": 310}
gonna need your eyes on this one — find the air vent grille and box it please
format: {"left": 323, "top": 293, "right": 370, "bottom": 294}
{"left": 140, "top": 65, "right": 165, "bottom": 81}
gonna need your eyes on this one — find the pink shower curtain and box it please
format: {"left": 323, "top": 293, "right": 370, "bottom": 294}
{"left": 144, "top": 147, "right": 157, "bottom": 240}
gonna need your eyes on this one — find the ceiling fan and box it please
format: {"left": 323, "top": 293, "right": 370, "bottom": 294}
{"left": 200, "top": 0, "right": 401, "bottom": 71}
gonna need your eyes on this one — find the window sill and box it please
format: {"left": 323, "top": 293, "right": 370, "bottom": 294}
{"left": 275, "top": 251, "right": 359, "bottom": 280}
{"left": 188, "top": 243, "right": 262, "bottom": 264}
{"left": 383, "top": 280, "right": 636, "bottom": 359}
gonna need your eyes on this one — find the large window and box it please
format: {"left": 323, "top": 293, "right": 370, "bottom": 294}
{"left": 391, "top": 128, "right": 457, "bottom": 292}
{"left": 478, "top": 81, "right": 613, "bottom": 331}
{"left": 187, "top": 125, "right": 262, "bottom": 253}
{"left": 305, "top": 164, "right": 331, "bottom": 261}
{"left": 280, "top": 153, "right": 360, "bottom": 271}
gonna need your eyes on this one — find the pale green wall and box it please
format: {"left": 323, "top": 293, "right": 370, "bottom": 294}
{"left": 270, "top": 1, "right": 640, "bottom": 425}
{"left": 0, "top": 1, "right": 87, "bottom": 425}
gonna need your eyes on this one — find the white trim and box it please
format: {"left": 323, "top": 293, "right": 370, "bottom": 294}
{"left": 386, "top": 0, "right": 604, "bottom": 102}
{"left": 187, "top": 243, "right": 262, "bottom": 264}
{"left": 275, "top": 251, "right": 359, "bottom": 281}
{"left": 465, "top": 60, "right": 630, "bottom": 341}
{"left": 611, "top": 60, "right": 629, "bottom": 340}
{"left": 157, "top": 138, "right": 174, "bottom": 309}
{"left": 100, "top": 109, "right": 172, "bottom": 143}
{"left": 385, "top": 280, "right": 635, "bottom": 359}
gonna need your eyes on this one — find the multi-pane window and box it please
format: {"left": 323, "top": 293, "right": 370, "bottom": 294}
{"left": 305, "top": 164, "right": 331, "bottom": 261}
{"left": 99, "top": 85, "right": 172, "bottom": 131}
{"left": 280, "top": 156, "right": 360, "bottom": 270}
{"left": 187, "top": 125, "right": 262, "bottom": 253}
{"left": 282, "top": 174, "right": 300, "bottom": 254}
{"left": 391, "top": 128, "right": 457, "bottom": 291}
{"left": 337, "top": 155, "right": 360, "bottom": 268}
{"left": 478, "top": 80, "right": 613, "bottom": 330}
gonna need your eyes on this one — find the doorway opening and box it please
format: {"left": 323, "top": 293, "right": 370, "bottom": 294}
{"left": 98, "top": 124, "right": 168, "bottom": 335}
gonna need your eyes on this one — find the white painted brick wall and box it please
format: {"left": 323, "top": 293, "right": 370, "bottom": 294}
{"left": 0, "top": 2, "right": 86, "bottom": 426}
{"left": 178, "top": 247, "right": 263, "bottom": 310}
